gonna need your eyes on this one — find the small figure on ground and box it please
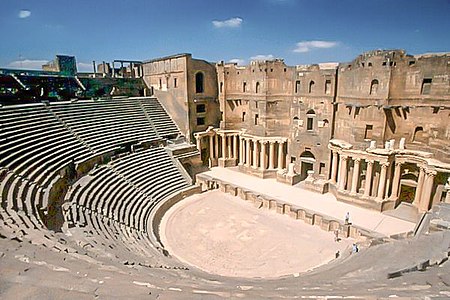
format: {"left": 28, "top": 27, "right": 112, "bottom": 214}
{"left": 352, "top": 243, "right": 359, "bottom": 254}
{"left": 334, "top": 229, "right": 340, "bottom": 242}
{"left": 335, "top": 250, "right": 340, "bottom": 259}
{"left": 345, "top": 212, "right": 350, "bottom": 225}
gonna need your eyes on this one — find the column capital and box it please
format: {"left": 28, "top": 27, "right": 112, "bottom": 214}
{"left": 366, "top": 159, "right": 374, "bottom": 165}
{"left": 394, "top": 161, "right": 402, "bottom": 167}
{"left": 341, "top": 155, "right": 348, "bottom": 161}
{"left": 425, "top": 169, "right": 437, "bottom": 177}
{"left": 381, "top": 161, "right": 390, "bottom": 168}
{"left": 353, "top": 157, "right": 361, "bottom": 163}
{"left": 261, "top": 140, "right": 268, "bottom": 145}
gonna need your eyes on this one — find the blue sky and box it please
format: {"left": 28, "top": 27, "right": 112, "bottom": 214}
{"left": 1, "top": 0, "right": 449, "bottom": 71}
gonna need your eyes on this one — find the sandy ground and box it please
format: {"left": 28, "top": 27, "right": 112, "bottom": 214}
{"left": 201, "top": 167, "right": 416, "bottom": 236}
{"left": 160, "top": 190, "right": 353, "bottom": 278}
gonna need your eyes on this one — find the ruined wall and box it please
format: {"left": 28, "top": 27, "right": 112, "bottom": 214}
{"left": 218, "top": 60, "right": 292, "bottom": 137}
{"left": 289, "top": 64, "right": 337, "bottom": 177}
{"left": 142, "top": 54, "right": 190, "bottom": 137}
{"left": 334, "top": 51, "right": 401, "bottom": 149}
{"left": 384, "top": 53, "right": 450, "bottom": 162}
{"left": 187, "top": 58, "right": 220, "bottom": 140}
{"left": 142, "top": 54, "right": 220, "bottom": 141}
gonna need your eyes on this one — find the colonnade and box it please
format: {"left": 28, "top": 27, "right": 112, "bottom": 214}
{"left": 194, "top": 130, "right": 287, "bottom": 172}
{"left": 329, "top": 149, "right": 436, "bottom": 212}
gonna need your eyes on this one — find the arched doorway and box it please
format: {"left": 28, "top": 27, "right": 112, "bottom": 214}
{"left": 299, "top": 151, "right": 315, "bottom": 181}
{"left": 398, "top": 163, "right": 419, "bottom": 204}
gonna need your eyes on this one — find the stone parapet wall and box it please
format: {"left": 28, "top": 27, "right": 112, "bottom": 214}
{"left": 196, "top": 173, "right": 384, "bottom": 240}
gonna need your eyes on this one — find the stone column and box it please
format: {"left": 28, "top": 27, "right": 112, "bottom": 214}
{"left": 233, "top": 135, "right": 238, "bottom": 159}
{"left": 363, "top": 160, "right": 374, "bottom": 198}
{"left": 209, "top": 135, "right": 214, "bottom": 160}
{"left": 269, "top": 142, "right": 275, "bottom": 169}
{"left": 419, "top": 170, "right": 436, "bottom": 212}
{"left": 260, "top": 141, "right": 267, "bottom": 171}
{"left": 214, "top": 134, "right": 219, "bottom": 159}
{"left": 253, "top": 140, "right": 259, "bottom": 168}
{"left": 337, "top": 155, "right": 348, "bottom": 191}
{"left": 245, "top": 139, "right": 251, "bottom": 167}
{"left": 389, "top": 161, "right": 402, "bottom": 200}
{"left": 221, "top": 134, "right": 227, "bottom": 159}
{"left": 195, "top": 135, "right": 201, "bottom": 151}
{"left": 277, "top": 141, "right": 284, "bottom": 171}
{"left": 413, "top": 167, "right": 425, "bottom": 206}
{"left": 239, "top": 137, "right": 244, "bottom": 165}
{"left": 350, "top": 158, "right": 361, "bottom": 195}
{"left": 330, "top": 151, "right": 338, "bottom": 184}
{"left": 376, "top": 162, "right": 389, "bottom": 201}
{"left": 227, "top": 136, "right": 232, "bottom": 159}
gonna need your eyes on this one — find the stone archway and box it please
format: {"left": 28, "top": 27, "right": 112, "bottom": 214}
{"left": 398, "top": 163, "right": 419, "bottom": 204}
{"left": 299, "top": 151, "right": 315, "bottom": 181}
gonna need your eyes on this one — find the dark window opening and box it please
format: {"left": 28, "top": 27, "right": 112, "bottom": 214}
{"left": 319, "top": 162, "right": 326, "bottom": 175}
{"left": 421, "top": 78, "right": 432, "bottom": 95}
{"left": 195, "top": 72, "right": 204, "bottom": 93}
{"left": 382, "top": 61, "right": 387, "bottom": 66}
{"left": 364, "top": 124, "right": 373, "bottom": 139}
{"left": 242, "top": 112, "right": 246, "bottom": 122}
{"left": 368, "top": 62, "right": 372, "bottom": 67}
{"left": 196, "top": 104, "right": 206, "bottom": 113}
{"left": 409, "top": 61, "right": 416, "bottom": 66}
{"left": 174, "top": 78, "right": 177, "bottom": 88}
{"left": 306, "top": 109, "right": 315, "bottom": 131}
{"left": 256, "top": 82, "right": 260, "bottom": 93}
{"left": 220, "top": 82, "right": 223, "bottom": 93}
{"left": 413, "top": 126, "right": 424, "bottom": 142}
{"left": 243, "top": 82, "right": 247, "bottom": 92}
{"left": 295, "top": 80, "right": 301, "bottom": 93}
{"left": 325, "top": 79, "right": 331, "bottom": 95}
{"left": 370, "top": 79, "right": 379, "bottom": 95}
{"left": 307, "top": 117, "right": 313, "bottom": 130}
{"left": 254, "top": 114, "right": 259, "bottom": 125}
{"left": 159, "top": 78, "right": 162, "bottom": 89}
{"left": 309, "top": 81, "right": 315, "bottom": 93}
{"left": 196, "top": 117, "right": 205, "bottom": 126}
{"left": 291, "top": 156, "right": 296, "bottom": 163}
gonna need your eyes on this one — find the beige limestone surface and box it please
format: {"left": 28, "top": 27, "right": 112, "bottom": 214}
{"left": 160, "top": 190, "right": 353, "bottom": 278}
{"left": 203, "top": 167, "right": 416, "bottom": 236}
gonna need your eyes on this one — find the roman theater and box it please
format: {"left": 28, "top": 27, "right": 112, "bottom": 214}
{"left": 1, "top": 50, "right": 450, "bottom": 298}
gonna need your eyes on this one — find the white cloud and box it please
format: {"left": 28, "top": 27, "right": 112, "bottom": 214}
{"left": 212, "top": 17, "right": 242, "bottom": 28}
{"left": 293, "top": 40, "right": 338, "bottom": 53}
{"left": 18, "top": 10, "right": 31, "bottom": 19}
{"left": 250, "top": 54, "right": 275, "bottom": 61}
{"left": 77, "top": 62, "right": 93, "bottom": 72}
{"left": 8, "top": 59, "right": 49, "bottom": 70}
{"left": 228, "top": 58, "right": 245, "bottom": 65}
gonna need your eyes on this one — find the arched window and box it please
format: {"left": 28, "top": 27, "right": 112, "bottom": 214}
{"left": 195, "top": 72, "right": 204, "bottom": 93}
{"left": 323, "top": 119, "right": 329, "bottom": 127}
{"left": 413, "top": 126, "right": 425, "bottom": 142}
{"left": 295, "top": 80, "right": 301, "bottom": 93}
{"left": 308, "top": 81, "right": 315, "bottom": 93}
{"left": 370, "top": 79, "right": 379, "bottom": 95}
{"left": 256, "top": 82, "right": 260, "bottom": 93}
{"left": 306, "top": 109, "right": 315, "bottom": 130}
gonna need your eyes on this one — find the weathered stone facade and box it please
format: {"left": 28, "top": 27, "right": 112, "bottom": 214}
{"left": 194, "top": 49, "right": 450, "bottom": 213}
{"left": 142, "top": 54, "right": 220, "bottom": 142}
